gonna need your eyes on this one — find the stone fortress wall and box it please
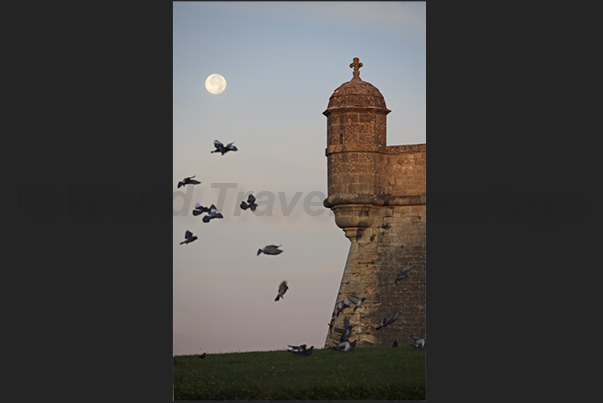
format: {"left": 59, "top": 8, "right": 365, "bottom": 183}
{"left": 323, "top": 58, "right": 426, "bottom": 347}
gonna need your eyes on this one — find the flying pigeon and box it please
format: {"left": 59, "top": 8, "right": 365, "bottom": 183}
{"left": 275, "top": 280, "right": 288, "bottom": 301}
{"left": 178, "top": 175, "right": 201, "bottom": 188}
{"left": 192, "top": 203, "right": 211, "bottom": 216}
{"left": 328, "top": 339, "right": 357, "bottom": 352}
{"left": 392, "top": 338, "right": 399, "bottom": 348}
{"left": 258, "top": 245, "right": 283, "bottom": 256}
{"left": 376, "top": 311, "right": 400, "bottom": 330}
{"left": 336, "top": 299, "right": 351, "bottom": 317}
{"left": 410, "top": 335, "right": 426, "bottom": 350}
{"left": 334, "top": 317, "right": 353, "bottom": 342}
{"left": 180, "top": 230, "right": 198, "bottom": 245}
{"left": 347, "top": 294, "right": 367, "bottom": 311}
{"left": 211, "top": 140, "right": 238, "bottom": 156}
{"left": 240, "top": 194, "right": 258, "bottom": 212}
{"left": 395, "top": 266, "right": 415, "bottom": 284}
{"left": 202, "top": 205, "right": 223, "bottom": 223}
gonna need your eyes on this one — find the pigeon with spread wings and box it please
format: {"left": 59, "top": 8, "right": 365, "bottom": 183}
{"left": 395, "top": 266, "right": 415, "bottom": 284}
{"left": 202, "top": 205, "right": 223, "bottom": 223}
{"left": 376, "top": 311, "right": 400, "bottom": 330}
{"left": 258, "top": 245, "right": 283, "bottom": 256}
{"left": 180, "top": 230, "right": 198, "bottom": 245}
{"left": 211, "top": 140, "right": 238, "bottom": 156}
{"left": 347, "top": 294, "right": 367, "bottom": 311}
{"left": 240, "top": 194, "right": 258, "bottom": 212}
{"left": 177, "top": 175, "right": 201, "bottom": 188}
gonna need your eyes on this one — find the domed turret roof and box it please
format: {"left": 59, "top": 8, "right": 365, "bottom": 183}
{"left": 325, "top": 58, "right": 389, "bottom": 111}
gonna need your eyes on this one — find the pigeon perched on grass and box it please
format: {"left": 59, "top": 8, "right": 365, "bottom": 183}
{"left": 199, "top": 352, "right": 206, "bottom": 359}
{"left": 287, "top": 344, "right": 307, "bottom": 353}
{"left": 178, "top": 175, "right": 201, "bottom": 188}
{"left": 336, "top": 299, "right": 351, "bottom": 317}
{"left": 275, "top": 281, "right": 288, "bottom": 301}
{"left": 328, "top": 340, "right": 357, "bottom": 352}
{"left": 392, "top": 338, "right": 399, "bottom": 348}
{"left": 192, "top": 203, "right": 211, "bottom": 216}
{"left": 376, "top": 312, "right": 400, "bottom": 330}
{"left": 395, "top": 266, "right": 415, "bottom": 284}
{"left": 347, "top": 294, "right": 367, "bottom": 311}
{"left": 288, "top": 345, "right": 313, "bottom": 356}
{"left": 211, "top": 140, "right": 238, "bottom": 156}
{"left": 410, "top": 335, "right": 426, "bottom": 349}
{"left": 334, "top": 317, "right": 353, "bottom": 342}
{"left": 180, "top": 230, "right": 198, "bottom": 245}
{"left": 240, "top": 194, "right": 257, "bottom": 212}
{"left": 258, "top": 245, "right": 283, "bottom": 256}
{"left": 202, "top": 205, "right": 223, "bottom": 223}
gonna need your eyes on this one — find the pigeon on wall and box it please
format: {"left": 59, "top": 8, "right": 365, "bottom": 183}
{"left": 334, "top": 317, "right": 353, "bottom": 342}
{"left": 240, "top": 194, "right": 258, "bottom": 212}
{"left": 178, "top": 175, "right": 201, "bottom": 188}
{"left": 395, "top": 266, "right": 415, "bottom": 284}
{"left": 258, "top": 245, "right": 283, "bottom": 256}
{"left": 180, "top": 230, "right": 198, "bottom": 245}
{"left": 347, "top": 294, "right": 367, "bottom": 311}
{"left": 275, "top": 281, "right": 288, "bottom": 301}
{"left": 211, "top": 140, "right": 238, "bottom": 156}
{"left": 376, "top": 312, "right": 400, "bottom": 330}
{"left": 336, "top": 299, "right": 351, "bottom": 317}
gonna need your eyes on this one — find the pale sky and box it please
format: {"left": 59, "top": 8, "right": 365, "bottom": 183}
{"left": 173, "top": 1, "right": 426, "bottom": 355}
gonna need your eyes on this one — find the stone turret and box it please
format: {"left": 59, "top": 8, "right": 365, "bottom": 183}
{"left": 324, "top": 58, "right": 426, "bottom": 348}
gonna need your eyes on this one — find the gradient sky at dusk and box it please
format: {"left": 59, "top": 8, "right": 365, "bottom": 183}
{"left": 173, "top": 1, "right": 426, "bottom": 355}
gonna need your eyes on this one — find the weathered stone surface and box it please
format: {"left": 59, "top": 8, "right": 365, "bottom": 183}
{"left": 324, "top": 59, "right": 426, "bottom": 348}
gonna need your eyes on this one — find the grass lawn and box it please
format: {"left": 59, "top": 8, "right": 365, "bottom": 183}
{"left": 173, "top": 345, "right": 425, "bottom": 400}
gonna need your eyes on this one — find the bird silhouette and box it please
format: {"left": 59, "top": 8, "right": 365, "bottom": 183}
{"left": 392, "top": 338, "right": 399, "bottom": 348}
{"left": 178, "top": 175, "right": 201, "bottom": 188}
{"left": 395, "top": 266, "right": 415, "bottom": 284}
{"left": 199, "top": 352, "right": 206, "bottom": 359}
{"left": 258, "top": 245, "right": 283, "bottom": 256}
{"left": 240, "top": 194, "right": 258, "bottom": 212}
{"left": 180, "top": 230, "right": 198, "bottom": 245}
{"left": 410, "top": 335, "right": 426, "bottom": 349}
{"left": 275, "top": 281, "right": 288, "bottom": 301}
{"left": 192, "top": 202, "right": 211, "bottom": 216}
{"left": 336, "top": 299, "right": 351, "bottom": 317}
{"left": 211, "top": 140, "right": 238, "bottom": 156}
{"left": 347, "top": 294, "right": 367, "bottom": 311}
{"left": 202, "top": 205, "right": 223, "bottom": 223}
{"left": 376, "top": 311, "right": 400, "bottom": 330}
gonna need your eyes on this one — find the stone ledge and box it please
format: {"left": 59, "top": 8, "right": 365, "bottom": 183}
{"left": 323, "top": 194, "right": 426, "bottom": 208}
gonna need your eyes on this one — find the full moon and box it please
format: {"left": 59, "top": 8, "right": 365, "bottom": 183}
{"left": 205, "top": 74, "right": 226, "bottom": 95}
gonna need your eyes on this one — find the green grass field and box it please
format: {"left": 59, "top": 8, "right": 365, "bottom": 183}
{"left": 173, "top": 345, "right": 425, "bottom": 400}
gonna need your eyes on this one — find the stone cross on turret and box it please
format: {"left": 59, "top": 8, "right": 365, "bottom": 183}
{"left": 349, "top": 57, "right": 363, "bottom": 80}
